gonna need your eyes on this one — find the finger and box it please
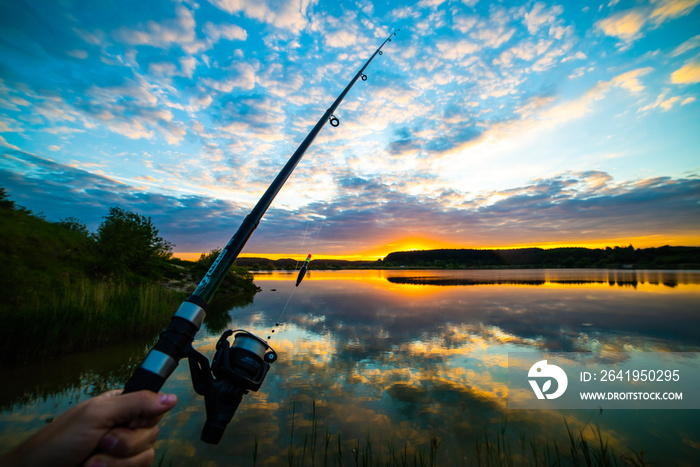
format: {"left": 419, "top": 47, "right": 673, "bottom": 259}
{"left": 126, "top": 413, "right": 164, "bottom": 430}
{"left": 83, "top": 448, "right": 155, "bottom": 467}
{"left": 99, "top": 390, "right": 125, "bottom": 399}
{"left": 90, "top": 391, "right": 177, "bottom": 428}
{"left": 97, "top": 425, "right": 159, "bottom": 458}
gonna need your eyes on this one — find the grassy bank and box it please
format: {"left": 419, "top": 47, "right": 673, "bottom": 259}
{"left": 0, "top": 278, "right": 186, "bottom": 367}
{"left": 0, "top": 196, "right": 258, "bottom": 367}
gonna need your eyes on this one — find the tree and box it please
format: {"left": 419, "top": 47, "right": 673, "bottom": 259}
{"left": 96, "top": 207, "right": 173, "bottom": 277}
{"left": 58, "top": 217, "right": 91, "bottom": 238}
{"left": 197, "top": 248, "right": 222, "bottom": 270}
{"left": 0, "top": 187, "right": 16, "bottom": 210}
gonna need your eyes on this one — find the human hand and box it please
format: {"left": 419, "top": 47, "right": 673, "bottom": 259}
{"left": 1, "top": 389, "right": 177, "bottom": 467}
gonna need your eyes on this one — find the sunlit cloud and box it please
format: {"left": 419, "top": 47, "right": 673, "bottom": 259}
{"left": 670, "top": 59, "right": 700, "bottom": 84}
{"left": 3, "top": 150, "right": 697, "bottom": 258}
{"left": 596, "top": 0, "right": 700, "bottom": 48}
{"left": 638, "top": 89, "right": 684, "bottom": 112}
{"left": 596, "top": 8, "right": 647, "bottom": 43}
{"left": 610, "top": 67, "right": 654, "bottom": 93}
{"left": 649, "top": 0, "right": 700, "bottom": 24}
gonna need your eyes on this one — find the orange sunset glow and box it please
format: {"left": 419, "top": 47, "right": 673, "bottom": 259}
{"left": 172, "top": 232, "right": 699, "bottom": 262}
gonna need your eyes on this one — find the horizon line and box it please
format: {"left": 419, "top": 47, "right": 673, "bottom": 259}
{"left": 172, "top": 243, "right": 699, "bottom": 262}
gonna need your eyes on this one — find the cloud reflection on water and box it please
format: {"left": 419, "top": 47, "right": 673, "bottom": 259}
{"left": 260, "top": 269, "right": 700, "bottom": 358}
{"left": 1, "top": 269, "right": 699, "bottom": 464}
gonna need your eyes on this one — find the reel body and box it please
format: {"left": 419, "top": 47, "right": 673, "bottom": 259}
{"left": 187, "top": 330, "right": 277, "bottom": 444}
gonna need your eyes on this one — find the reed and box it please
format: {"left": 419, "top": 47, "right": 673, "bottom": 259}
{"left": 277, "top": 402, "right": 651, "bottom": 467}
{"left": 0, "top": 278, "right": 185, "bottom": 366}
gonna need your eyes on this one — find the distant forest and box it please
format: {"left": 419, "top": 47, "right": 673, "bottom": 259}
{"left": 381, "top": 246, "right": 700, "bottom": 269}
{"left": 234, "top": 257, "right": 376, "bottom": 270}
{"left": 235, "top": 245, "right": 700, "bottom": 270}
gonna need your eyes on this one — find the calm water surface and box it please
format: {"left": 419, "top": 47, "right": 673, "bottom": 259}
{"left": 1, "top": 269, "right": 699, "bottom": 465}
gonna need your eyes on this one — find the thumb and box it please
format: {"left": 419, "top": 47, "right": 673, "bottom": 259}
{"left": 97, "top": 390, "right": 178, "bottom": 427}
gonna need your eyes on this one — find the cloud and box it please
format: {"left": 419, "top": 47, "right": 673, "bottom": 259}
{"left": 435, "top": 39, "right": 480, "bottom": 61}
{"left": 387, "top": 127, "right": 422, "bottom": 156}
{"left": 325, "top": 28, "right": 363, "bottom": 49}
{"left": 390, "top": 6, "right": 419, "bottom": 20}
{"left": 203, "top": 22, "right": 248, "bottom": 43}
{"left": 257, "top": 62, "right": 304, "bottom": 97}
{"left": 180, "top": 56, "right": 198, "bottom": 78}
{"left": 495, "top": 38, "right": 572, "bottom": 73}
{"left": 470, "top": 9, "right": 516, "bottom": 49}
{"left": 0, "top": 136, "right": 21, "bottom": 150}
{"left": 638, "top": 89, "right": 685, "bottom": 112}
{"left": 649, "top": 0, "right": 700, "bottom": 24}
{"left": 0, "top": 149, "right": 250, "bottom": 250}
{"left": 113, "top": 5, "right": 205, "bottom": 54}
{"left": 521, "top": 2, "right": 564, "bottom": 35}
{"left": 596, "top": 8, "right": 647, "bottom": 43}
{"left": 532, "top": 66, "right": 653, "bottom": 117}
{"left": 148, "top": 56, "right": 199, "bottom": 79}
{"left": 426, "top": 64, "right": 662, "bottom": 172}
{"left": 417, "top": 0, "right": 446, "bottom": 8}
{"left": 3, "top": 150, "right": 699, "bottom": 257}
{"left": 610, "top": 67, "right": 654, "bottom": 93}
{"left": 68, "top": 75, "right": 189, "bottom": 144}
{"left": 200, "top": 62, "right": 258, "bottom": 92}
{"left": 209, "top": 0, "right": 315, "bottom": 33}
{"left": 216, "top": 94, "right": 286, "bottom": 142}
{"left": 596, "top": 0, "right": 700, "bottom": 47}
{"left": 104, "top": 120, "right": 154, "bottom": 140}
{"left": 472, "top": 25, "right": 515, "bottom": 49}
{"left": 66, "top": 49, "right": 88, "bottom": 59}
{"left": 670, "top": 60, "right": 700, "bottom": 83}
{"left": 670, "top": 34, "right": 700, "bottom": 56}
{"left": 453, "top": 15, "right": 477, "bottom": 33}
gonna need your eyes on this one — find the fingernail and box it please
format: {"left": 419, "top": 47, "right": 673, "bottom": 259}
{"left": 159, "top": 393, "right": 176, "bottom": 405}
{"left": 98, "top": 435, "right": 118, "bottom": 452}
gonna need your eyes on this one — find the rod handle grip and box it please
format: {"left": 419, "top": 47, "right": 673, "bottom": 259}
{"left": 123, "top": 367, "right": 166, "bottom": 394}
{"left": 122, "top": 298, "right": 207, "bottom": 394}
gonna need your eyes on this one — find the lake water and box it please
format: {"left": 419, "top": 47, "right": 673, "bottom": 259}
{"left": 1, "top": 269, "right": 699, "bottom": 465}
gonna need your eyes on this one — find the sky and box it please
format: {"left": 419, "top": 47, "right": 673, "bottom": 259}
{"left": 1, "top": 0, "right": 699, "bottom": 260}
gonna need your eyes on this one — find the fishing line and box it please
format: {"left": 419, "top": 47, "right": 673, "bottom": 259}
{"left": 294, "top": 220, "right": 312, "bottom": 271}
{"left": 265, "top": 219, "right": 325, "bottom": 341}
{"left": 313, "top": 218, "right": 325, "bottom": 244}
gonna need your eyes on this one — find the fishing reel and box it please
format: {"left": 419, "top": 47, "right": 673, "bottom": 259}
{"left": 187, "top": 329, "right": 277, "bottom": 444}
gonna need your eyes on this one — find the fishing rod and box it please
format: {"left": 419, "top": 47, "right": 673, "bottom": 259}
{"left": 123, "top": 29, "right": 398, "bottom": 444}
